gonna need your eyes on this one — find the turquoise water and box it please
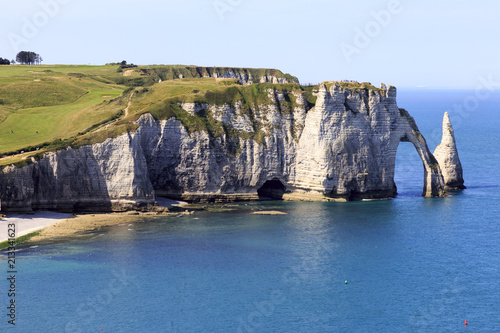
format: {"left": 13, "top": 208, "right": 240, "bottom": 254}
{"left": 2, "top": 89, "right": 500, "bottom": 332}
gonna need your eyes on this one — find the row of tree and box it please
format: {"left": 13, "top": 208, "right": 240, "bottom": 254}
{"left": 0, "top": 51, "right": 43, "bottom": 65}
{"left": 16, "top": 51, "right": 42, "bottom": 65}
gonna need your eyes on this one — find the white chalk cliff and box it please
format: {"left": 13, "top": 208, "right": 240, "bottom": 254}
{"left": 0, "top": 82, "right": 464, "bottom": 212}
{"left": 433, "top": 112, "right": 465, "bottom": 189}
{"left": 293, "top": 83, "right": 446, "bottom": 199}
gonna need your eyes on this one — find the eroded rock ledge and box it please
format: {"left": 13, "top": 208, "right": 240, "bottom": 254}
{"left": 0, "top": 83, "right": 464, "bottom": 213}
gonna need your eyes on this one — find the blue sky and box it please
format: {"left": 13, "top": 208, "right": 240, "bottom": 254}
{"left": 0, "top": 0, "right": 498, "bottom": 88}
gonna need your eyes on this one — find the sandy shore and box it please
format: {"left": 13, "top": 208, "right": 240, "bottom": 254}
{"left": 28, "top": 213, "right": 152, "bottom": 242}
{"left": 0, "top": 211, "right": 72, "bottom": 243}
{"left": 1, "top": 198, "right": 188, "bottom": 244}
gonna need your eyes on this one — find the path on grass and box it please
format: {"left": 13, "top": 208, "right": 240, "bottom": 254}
{"left": 91, "top": 92, "right": 135, "bottom": 134}
{"left": 124, "top": 92, "right": 135, "bottom": 117}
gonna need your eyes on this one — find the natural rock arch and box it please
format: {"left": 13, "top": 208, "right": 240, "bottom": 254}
{"left": 293, "top": 84, "right": 446, "bottom": 199}
{"left": 392, "top": 141, "right": 424, "bottom": 195}
{"left": 396, "top": 130, "right": 444, "bottom": 198}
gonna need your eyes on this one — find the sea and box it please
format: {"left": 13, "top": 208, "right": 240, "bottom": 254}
{"left": 1, "top": 88, "right": 499, "bottom": 332}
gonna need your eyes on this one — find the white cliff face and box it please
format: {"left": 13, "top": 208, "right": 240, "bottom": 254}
{"left": 0, "top": 83, "right": 453, "bottom": 212}
{"left": 135, "top": 108, "right": 304, "bottom": 198}
{"left": 136, "top": 84, "right": 445, "bottom": 201}
{"left": 260, "top": 75, "right": 291, "bottom": 84}
{"left": 0, "top": 132, "right": 155, "bottom": 212}
{"left": 293, "top": 84, "right": 445, "bottom": 198}
{"left": 211, "top": 71, "right": 253, "bottom": 85}
{"left": 208, "top": 102, "right": 254, "bottom": 133}
{"left": 180, "top": 102, "right": 208, "bottom": 116}
{"left": 433, "top": 112, "right": 465, "bottom": 189}
{"left": 205, "top": 71, "right": 293, "bottom": 85}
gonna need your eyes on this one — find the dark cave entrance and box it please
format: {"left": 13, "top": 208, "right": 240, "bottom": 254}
{"left": 257, "top": 178, "right": 286, "bottom": 200}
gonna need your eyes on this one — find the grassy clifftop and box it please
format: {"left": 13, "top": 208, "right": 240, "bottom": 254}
{"left": 0, "top": 64, "right": 302, "bottom": 167}
{"left": 138, "top": 66, "right": 298, "bottom": 85}
{"left": 0, "top": 65, "right": 125, "bottom": 157}
{"left": 323, "top": 81, "right": 385, "bottom": 92}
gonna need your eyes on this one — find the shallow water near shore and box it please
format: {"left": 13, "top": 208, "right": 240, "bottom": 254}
{"left": 1, "top": 89, "right": 500, "bottom": 332}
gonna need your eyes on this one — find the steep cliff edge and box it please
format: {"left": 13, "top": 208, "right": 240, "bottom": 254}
{"left": 293, "top": 83, "right": 445, "bottom": 199}
{"left": 0, "top": 133, "right": 155, "bottom": 213}
{"left": 0, "top": 81, "right": 453, "bottom": 212}
{"left": 140, "top": 66, "right": 298, "bottom": 85}
{"left": 433, "top": 112, "right": 465, "bottom": 190}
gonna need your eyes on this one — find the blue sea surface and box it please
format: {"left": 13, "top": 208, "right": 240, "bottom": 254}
{"left": 1, "top": 89, "right": 499, "bottom": 332}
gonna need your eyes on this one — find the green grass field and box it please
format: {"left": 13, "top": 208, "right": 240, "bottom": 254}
{"left": 126, "top": 77, "right": 239, "bottom": 115}
{"left": 0, "top": 65, "right": 244, "bottom": 164}
{"left": 0, "top": 64, "right": 309, "bottom": 167}
{"left": 0, "top": 65, "right": 125, "bottom": 155}
{"left": 0, "top": 88, "right": 123, "bottom": 153}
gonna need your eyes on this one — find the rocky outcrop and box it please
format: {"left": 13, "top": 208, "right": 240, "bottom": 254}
{"left": 210, "top": 71, "right": 254, "bottom": 85}
{"left": 0, "top": 134, "right": 155, "bottom": 213}
{"left": 0, "top": 82, "right": 453, "bottom": 212}
{"left": 127, "top": 83, "right": 446, "bottom": 201}
{"left": 433, "top": 112, "right": 465, "bottom": 189}
{"left": 142, "top": 66, "right": 298, "bottom": 86}
{"left": 293, "top": 83, "right": 445, "bottom": 199}
{"left": 211, "top": 71, "right": 294, "bottom": 85}
{"left": 259, "top": 75, "right": 292, "bottom": 84}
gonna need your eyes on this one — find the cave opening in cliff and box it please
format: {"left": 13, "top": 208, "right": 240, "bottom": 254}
{"left": 395, "top": 142, "right": 424, "bottom": 197}
{"left": 257, "top": 178, "right": 286, "bottom": 200}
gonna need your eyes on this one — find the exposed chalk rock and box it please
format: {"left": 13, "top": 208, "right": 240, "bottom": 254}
{"left": 0, "top": 82, "right": 454, "bottom": 212}
{"left": 433, "top": 112, "right": 466, "bottom": 189}
{"left": 0, "top": 134, "right": 155, "bottom": 213}
{"left": 180, "top": 102, "right": 208, "bottom": 116}
{"left": 292, "top": 84, "right": 446, "bottom": 199}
